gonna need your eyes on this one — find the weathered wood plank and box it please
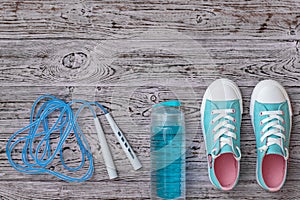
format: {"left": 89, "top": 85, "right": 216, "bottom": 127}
{"left": 1, "top": 39, "right": 300, "bottom": 87}
{"left": 0, "top": 0, "right": 300, "bottom": 40}
{"left": 0, "top": 180, "right": 150, "bottom": 199}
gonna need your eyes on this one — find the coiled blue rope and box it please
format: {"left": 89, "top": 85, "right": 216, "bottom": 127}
{"left": 6, "top": 95, "right": 108, "bottom": 182}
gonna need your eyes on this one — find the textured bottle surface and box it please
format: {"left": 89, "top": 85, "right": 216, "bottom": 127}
{"left": 151, "top": 106, "right": 185, "bottom": 200}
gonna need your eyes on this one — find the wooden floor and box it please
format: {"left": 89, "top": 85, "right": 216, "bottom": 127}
{"left": 1, "top": 0, "right": 300, "bottom": 199}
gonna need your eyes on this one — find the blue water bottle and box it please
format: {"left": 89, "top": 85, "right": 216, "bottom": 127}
{"left": 151, "top": 100, "right": 186, "bottom": 200}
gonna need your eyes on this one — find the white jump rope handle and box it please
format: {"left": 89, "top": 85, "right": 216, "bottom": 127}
{"left": 105, "top": 113, "right": 142, "bottom": 170}
{"left": 94, "top": 117, "right": 118, "bottom": 179}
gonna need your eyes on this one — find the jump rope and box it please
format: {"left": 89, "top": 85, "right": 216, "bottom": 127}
{"left": 6, "top": 95, "right": 142, "bottom": 182}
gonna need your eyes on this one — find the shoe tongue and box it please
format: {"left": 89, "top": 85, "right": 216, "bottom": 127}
{"left": 219, "top": 144, "right": 233, "bottom": 155}
{"left": 261, "top": 103, "right": 285, "bottom": 156}
{"left": 266, "top": 144, "right": 283, "bottom": 156}
{"left": 211, "top": 101, "right": 237, "bottom": 158}
{"left": 211, "top": 100, "right": 237, "bottom": 110}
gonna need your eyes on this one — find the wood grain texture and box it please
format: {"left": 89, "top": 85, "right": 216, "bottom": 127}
{"left": 1, "top": 0, "right": 300, "bottom": 199}
{"left": 1, "top": 39, "right": 300, "bottom": 87}
{"left": 0, "top": 0, "right": 300, "bottom": 40}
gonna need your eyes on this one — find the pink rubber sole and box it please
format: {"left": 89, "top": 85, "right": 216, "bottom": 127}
{"left": 214, "top": 153, "right": 238, "bottom": 189}
{"left": 262, "top": 154, "right": 285, "bottom": 189}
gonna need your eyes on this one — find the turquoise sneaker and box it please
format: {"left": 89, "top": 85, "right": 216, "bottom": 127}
{"left": 250, "top": 80, "right": 292, "bottom": 192}
{"left": 201, "top": 79, "right": 242, "bottom": 190}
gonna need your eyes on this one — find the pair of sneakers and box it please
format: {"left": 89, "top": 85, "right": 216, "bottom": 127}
{"left": 201, "top": 79, "right": 292, "bottom": 191}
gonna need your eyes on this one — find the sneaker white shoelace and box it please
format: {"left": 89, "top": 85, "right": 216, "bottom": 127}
{"left": 258, "top": 110, "right": 289, "bottom": 160}
{"left": 211, "top": 109, "right": 241, "bottom": 161}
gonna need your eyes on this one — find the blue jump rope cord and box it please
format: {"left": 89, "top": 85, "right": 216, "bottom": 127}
{"left": 6, "top": 95, "right": 109, "bottom": 182}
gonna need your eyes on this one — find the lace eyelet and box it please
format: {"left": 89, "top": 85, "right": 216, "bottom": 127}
{"left": 282, "top": 111, "right": 285, "bottom": 116}
{"left": 233, "top": 118, "right": 236, "bottom": 123}
{"left": 232, "top": 109, "right": 235, "bottom": 113}
{"left": 260, "top": 112, "right": 263, "bottom": 116}
{"left": 211, "top": 120, "right": 214, "bottom": 124}
{"left": 260, "top": 121, "right": 263, "bottom": 125}
{"left": 211, "top": 111, "right": 214, "bottom": 115}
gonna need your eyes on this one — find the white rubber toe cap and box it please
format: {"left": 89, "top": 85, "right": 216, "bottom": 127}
{"left": 250, "top": 80, "right": 292, "bottom": 118}
{"left": 204, "top": 78, "right": 242, "bottom": 101}
{"left": 252, "top": 80, "right": 287, "bottom": 104}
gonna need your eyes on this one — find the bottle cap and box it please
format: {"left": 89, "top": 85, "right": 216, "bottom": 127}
{"left": 151, "top": 101, "right": 183, "bottom": 127}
